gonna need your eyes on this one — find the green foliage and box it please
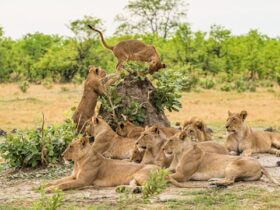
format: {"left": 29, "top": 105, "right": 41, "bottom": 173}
{"left": 18, "top": 81, "right": 30, "bottom": 93}
{"left": 152, "top": 69, "right": 183, "bottom": 112}
{"left": 200, "top": 78, "right": 215, "bottom": 89}
{"left": 220, "top": 83, "right": 233, "bottom": 92}
{"left": 32, "top": 189, "right": 64, "bottom": 210}
{"left": 0, "top": 119, "right": 76, "bottom": 168}
{"left": 142, "top": 168, "right": 169, "bottom": 199}
{"left": 235, "top": 79, "right": 257, "bottom": 93}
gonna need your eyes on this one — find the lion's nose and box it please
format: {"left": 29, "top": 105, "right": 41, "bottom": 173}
{"left": 136, "top": 142, "right": 139, "bottom": 145}
{"left": 225, "top": 125, "right": 229, "bottom": 129}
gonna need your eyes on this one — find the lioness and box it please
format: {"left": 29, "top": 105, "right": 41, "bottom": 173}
{"left": 135, "top": 125, "right": 174, "bottom": 166}
{"left": 165, "top": 143, "right": 280, "bottom": 187}
{"left": 87, "top": 117, "right": 136, "bottom": 159}
{"left": 45, "top": 137, "right": 157, "bottom": 192}
{"left": 225, "top": 110, "right": 280, "bottom": 156}
{"left": 161, "top": 130, "right": 228, "bottom": 172}
{"left": 116, "top": 121, "right": 144, "bottom": 139}
{"left": 72, "top": 66, "right": 106, "bottom": 133}
{"left": 88, "top": 25, "right": 166, "bottom": 73}
{"left": 182, "top": 117, "right": 212, "bottom": 141}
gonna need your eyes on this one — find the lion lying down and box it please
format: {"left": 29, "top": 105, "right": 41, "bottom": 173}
{"left": 45, "top": 137, "right": 157, "bottom": 192}
{"left": 225, "top": 110, "right": 280, "bottom": 156}
{"left": 163, "top": 142, "right": 280, "bottom": 187}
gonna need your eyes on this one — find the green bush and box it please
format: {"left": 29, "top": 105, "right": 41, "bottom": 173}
{"left": 0, "top": 119, "right": 76, "bottom": 168}
{"left": 142, "top": 168, "right": 169, "bottom": 199}
{"left": 235, "top": 79, "right": 257, "bottom": 92}
{"left": 200, "top": 78, "right": 215, "bottom": 89}
{"left": 220, "top": 83, "right": 232, "bottom": 92}
{"left": 18, "top": 81, "right": 30, "bottom": 93}
{"left": 32, "top": 189, "right": 64, "bottom": 210}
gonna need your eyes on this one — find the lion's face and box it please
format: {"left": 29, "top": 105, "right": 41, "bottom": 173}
{"left": 88, "top": 65, "right": 106, "bottom": 78}
{"left": 225, "top": 110, "right": 248, "bottom": 133}
{"left": 136, "top": 126, "right": 162, "bottom": 151}
{"left": 130, "top": 146, "right": 144, "bottom": 163}
{"left": 184, "top": 121, "right": 207, "bottom": 142}
{"left": 116, "top": 121, "right": 134, "bottom": 137}
{"left": 163, "top": 131, "right": 186, "bottom": 156}
{"left": 149, "top": 62, "right": 166, "bottom": 73}
{"left": 62, "top": 137, "right": 90, "bottom": 161}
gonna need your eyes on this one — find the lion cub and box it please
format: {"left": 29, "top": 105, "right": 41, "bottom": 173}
{"left": 45, "top": 137, "right": 157, "bottom": 192}
{"left": 164, "top": 142, "right": 279, "bottom": 187}
{"left": 225, "top": 110, "right": 280, "bottom": 156}
{"left": 88, "top": 25, "right": 166, "bottom": 73}
{"left": 72, "top": 66, "right": 106, "bottom": 133}
{"left": 86, "top": 117, "right": 136, "bottom": 159}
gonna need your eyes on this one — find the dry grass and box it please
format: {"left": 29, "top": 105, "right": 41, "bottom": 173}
{"left": 0, "top": 84, "right": 280, "bottom": 130}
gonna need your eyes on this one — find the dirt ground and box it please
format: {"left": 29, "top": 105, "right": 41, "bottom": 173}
{"left": 1, "top": 84, "right": 280, "bottom": 130}
{"left": 1, "top": 84, "right": 280, "bottom": 209}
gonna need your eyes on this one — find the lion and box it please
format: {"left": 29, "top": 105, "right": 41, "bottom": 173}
{"left": 161, "top": 130, "right": 228, "bottom": 172}
{"left": 135, "top": 125, "right": 174, "bottom": 166}
{"left": 45, "top": 137, "right": 158, "bottom": 193}
{"left": 182, "top": 117, "right": 212, "bottom": 141}
{"left": 88, "top": 25, "right": 166, "bottom": 73}
{"left": 86, "top": 117, "right": 136, "bottom": 159}
{"left": 72, "top": 66, "right": 106, "bottom": 133}
{"left": 225, "top": 110, "right": 280, "bottom": 156}
{"left": 116, "top": 121, "right": 144, "bottom": 139}
{"left": 165, "top": 143, "right": 280, "bottom": 187}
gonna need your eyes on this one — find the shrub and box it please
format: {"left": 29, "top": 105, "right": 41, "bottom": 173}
{"left": 32, "top": 189, "right": 64, "bottom": 210}
{"left": 0, "top": 119, "right": 76, "bottom": 168}
{"left": 220, "top": 83, "right": 232, "bottom": 92}
{"left": 200, "top": 78, "right": 215, "bottom": 89}
{"left": 42, "top": 77, "right": 53, "bottom": 89}
{"left": 276, "top": 74, "right": 280, "bottom": 86}
{"left": 142, "top": 168, "right": 169, "bottom": 199}
{"left": 18, "top": 81, "right": 30, "bottom": 93}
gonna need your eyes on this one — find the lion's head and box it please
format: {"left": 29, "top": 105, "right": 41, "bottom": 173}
{"left": 183, "top": 118, "right": 211, "bottom": 142}
{"left": 116, "top": 121, "right": 136, "bottom": 137}
{"left": 225, "top": 110, "right": 248, "bottom": 134}
{"left": 88, "top": 65, "right": 106, "bottom": 78}
{"left": 130, "top": 145, "right": 145, "bottom": 163}
{"left": 162, "top": 131, "right": 188, "bottom": 156}
{"left": 62, "top": 137, "right": 91, "bottom": 161}
{"left": 136, "top": 125, "right": 165, "bottom": 151}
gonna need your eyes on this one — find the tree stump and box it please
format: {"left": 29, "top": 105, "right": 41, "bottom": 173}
{"left": 99, "top": 72, "right": 170, "bottom": 128}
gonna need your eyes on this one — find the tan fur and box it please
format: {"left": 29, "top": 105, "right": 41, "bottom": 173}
{"left": 134, "top": 125, "right": 176, "bottom": 166}
{"left": 116, "top": 121, "right": 144, "bottom": 138}
{"left": 225, "top": 110, "right": 280, "bottom": 156}
{"left": 182, "top": 117, "right": 212, "bottom": 142}
{"left": 87, "top": 117, "right": 136, "bottom": 159}
{"left": 166, "top": 143, "right": 280, "bottom": 187}
{"left": 45, "top": 137, "right": 157, "bottom": 192}
{"left": 72, "top": 66, "right": 106, "bottom": 133}
{"left": 161, "top": 130, "right": 228, "bottom": 172}
{"left": 88, "top": 26, "right": 166, "bottom": 73}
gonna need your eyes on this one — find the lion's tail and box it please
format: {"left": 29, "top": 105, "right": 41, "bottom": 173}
{"left": 261, "top": 167, "right": 280, "bottom": 186}
{"left": 168, "top": 176, "right": 207, "bottom": 188}
{"left": 88, "top": 25, "right": 114, "bottom": 51}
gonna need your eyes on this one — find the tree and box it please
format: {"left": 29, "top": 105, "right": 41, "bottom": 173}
{"left": 115, "top": 0, "right": 187, "bottom": 39}
{"left": 68, "top": 16, "right": 104, "bottom": 77}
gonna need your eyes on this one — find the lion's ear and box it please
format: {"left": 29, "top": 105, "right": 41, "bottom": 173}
{"left": 95, "top": 67, "right": 100, "bottom": 75}
{"left": 153, "top": 127, "right": 160, "bottom": 134}
{"left": 195, "top": 121, "right": 204, "bottom": 130}
{"left": 228, "top": 110, "right": 232, "bottom": 116}
{"left": 89, "top": 136, "right": 95, "bottom": 143}
{"left": 239, "top": 110, "right": 248, "bottom": 121}
{"left": 88, "top": 65, "right": 93, "bottom": 72}
{"left": 119, "top": 122, "right": 125, "bottom": 129}
{"left": 80, "top": 137, "right": 88, "bottom": 147}
{"left": 179, "top": 131, "right": 187, "bottom": 141}
{"left": 94, "top": 117, "right": 99, "bottom": 124}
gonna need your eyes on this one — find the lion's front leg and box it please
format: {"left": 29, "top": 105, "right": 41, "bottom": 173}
{"left": 241, "top": 148, "right": 252, "bottom": 156}
{"left": 46, "top": 176, "right": 75, "bottom": 187}
{"left": 45, "top": 179, "right": 87, "bottom": 192}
